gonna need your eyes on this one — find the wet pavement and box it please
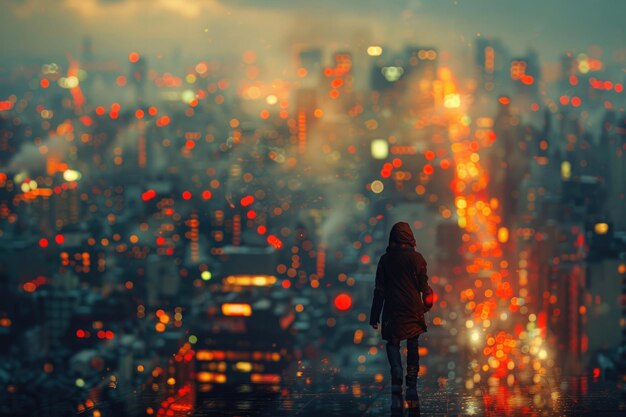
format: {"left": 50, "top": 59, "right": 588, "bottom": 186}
{"left": 189, "top": 377, "right": 625, "bottom": 417}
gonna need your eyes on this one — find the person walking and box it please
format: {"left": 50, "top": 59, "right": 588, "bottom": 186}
{"left": 370, "top": 221, "right": 434, "bottom": 415}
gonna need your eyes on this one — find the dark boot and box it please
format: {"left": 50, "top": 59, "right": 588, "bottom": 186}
{"left": 405, "top": 365, "right": 420, "bottom": 410}
{"left": 391, "top": 377, "right": 404, "bottom": 414}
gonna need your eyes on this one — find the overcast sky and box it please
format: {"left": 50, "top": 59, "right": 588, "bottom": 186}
{"left": 2, "top": 0, "right": 625, "bottom": 66}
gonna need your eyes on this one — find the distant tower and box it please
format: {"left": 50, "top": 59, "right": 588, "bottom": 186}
{"left": 297, "top": 47, "right": 322, "bottom": 88}
{"left": 475, "top": 38, "right": 510, "bottom": 94}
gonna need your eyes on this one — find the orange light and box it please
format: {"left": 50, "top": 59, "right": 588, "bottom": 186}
{"left": 224, "top": 275, "right": 277, "bottom": 287}
{"left": 222, "top": 303, "right": 252, "bottom": 317}
{"left": 197, "top": 372, "right": 227, "bottom": 383}
{"left": 251, "top": 373, "right": 281, "bottom": 384}
{"left": 497, "top": 227, "right": 509, "bottom": 243}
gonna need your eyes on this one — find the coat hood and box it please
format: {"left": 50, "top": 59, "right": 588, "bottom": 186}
{"left": 388, "top": 222, "right": 416, "bottom": 247}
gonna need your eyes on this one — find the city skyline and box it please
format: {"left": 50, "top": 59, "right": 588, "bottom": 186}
{"left": 2, "top": 0, "right": 626, "bottom": 65}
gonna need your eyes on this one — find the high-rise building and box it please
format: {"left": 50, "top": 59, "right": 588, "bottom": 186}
{"left": 297, "top": 48, "right": 323, "bottom": 88}
{"left": 475, "top": 38, "right": 510, "bottom": 93}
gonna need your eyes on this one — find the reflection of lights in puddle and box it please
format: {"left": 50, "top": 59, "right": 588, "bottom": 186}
{"left": 465, "top": 399, "right": 479, "bottom": 415}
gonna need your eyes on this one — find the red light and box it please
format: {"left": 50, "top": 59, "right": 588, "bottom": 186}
{"left": 201, "top": 190, "right": 212, "bottom": 200}
{"left": 571, "top": 97, "right": 581, "bottom": 107}
{"left": 559, "top": 95, "right": 569, "bottom": 106}
{"left": 141, "top": 189, "right": 156, "bottom": 201}
{"left": 105, "top": 330, "right": 114, "bottom": 339}
{"left": 0, "top": 101, "right": 12, "bottom": 112}
{"left": 590, "top": 78, "right": 602, "bottom": 89}
{"left": 135, "top": 109, "right": 145, "bottom": 119}
{"left": 281, "top": 280, "right": 291, "bottom": 289}
{"left": 424, "top": 150, "right": 435, "bottom": 161}
{"left": 603, "top": 81, "right": 613, "bottom": 90}
{"left": 240, "top": 195, "right": 254, "bottom": 207}
{"left": 531, "top": 103, "right": 539, "bottom": 111}
{"left": 267, "top": 234, "right": 283, "bottom": 249}
{"left": 55, "top": 234, "right": 64, "bottom": 245}
{"left": 360, "top": 254, "right": 370, "bottom": 264}
{"left": 129, "top": 52, "right": 140, "bottom": 63}
{"left": 80, "top": 116, "right": 92, "bottom": 126}
{"left": 95, "top": 106, "right": 105, "bottom": 116}
{"left": 593, "top": 368, "right": 600, "bottom": 379}
{"left": 440, "top": 159, "right": 450, "bottom": 169}
{"left": 148, "top": 106, "right": 158, "bottom": 116}
{"left": 76, "top": 329, "right": 85, "bottom": 338}
{"left": 423, "top": 164, "right": 434, "bottom": 175}
{"left": 40, "top": 79, "right": 49, "bottom": 88}
{"left": 615, "top": 84, "right": 623, "bottom": 93}
{"left": 97, "top": 330, "right": 106, "bottom": 339}
{"left": 569, "top": 75, "right": 578, "bottom": 86}
{"left": 331, "top": 78, "right": 344, "bottom": 88}
{"left": 498, "top": 96, "right": 510, "bottom": 105}
{"left": 185, "top": 140, "right": 195, "bottom": 149}
{"left": 156, "top": 116, "right": 170, "bottom": 127}
{"left": 334, "top": 293, "right": 352, "bottom": 311}
{"left": 392, "top": 158, "right": 402, "bottom": 168}
{"left": 519, "top": 75, "right": 532, "bottom": 85}
{"left": 257, "top": 225, "right": 267, "bottom": 235}
{"left": 156, "top": 237, "right": 165, "bottom": 246}
{"left": 182, "top": 191, "right": 192, "bottom": 200}
{"left": 246, "top": 210, "right": 256, "bottom": 220}
{"left": 116, "top": 75, "right": 127, "bottom": 87}
{"left": 39, "top": 238, "right": 49, "bottom": 248}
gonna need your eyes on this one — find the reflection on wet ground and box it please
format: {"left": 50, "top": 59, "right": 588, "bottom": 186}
{"left": 189, "top": 377, "right": 624, "bottom": 417}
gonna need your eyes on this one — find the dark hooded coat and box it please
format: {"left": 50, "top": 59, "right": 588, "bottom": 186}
{"left": 369, "top": 222, "right": 434, "bottom": 343}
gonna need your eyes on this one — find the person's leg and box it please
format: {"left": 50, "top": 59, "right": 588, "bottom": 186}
{"left": 385, "top": 339, "right": 403, "bottom": 411}
{"left": 406, "top": 335, "right": 420, "bottom": 405}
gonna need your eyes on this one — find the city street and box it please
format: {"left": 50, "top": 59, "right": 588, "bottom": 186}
{"left": 189, "top": 376, "right": 624, "bottom": 416}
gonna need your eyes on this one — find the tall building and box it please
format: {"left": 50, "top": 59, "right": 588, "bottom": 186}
{"left": 297, "top": 48, "right": 323, "bottom": 89}
{"left": 475, "top": 38, "right": 510, "bottom": 93}
{"left": 39, "top": 270, "right": 80, "bottom": 350}
{"left": 607, "top": 116, "right": 626, "bottom": 230}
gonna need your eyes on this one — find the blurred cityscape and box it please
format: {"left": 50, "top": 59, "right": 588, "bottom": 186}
{"left": 1, "top": 2, "right": 626, "bottom": 416}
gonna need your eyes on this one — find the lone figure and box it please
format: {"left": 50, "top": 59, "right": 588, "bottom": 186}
{"left": 370, "top": 222, "right": 434, "bottom": 415}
